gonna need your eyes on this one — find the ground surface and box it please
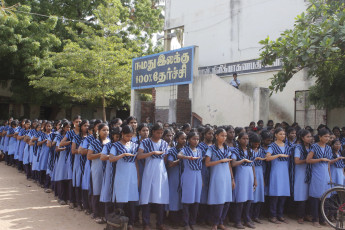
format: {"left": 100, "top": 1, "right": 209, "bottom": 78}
{"left": 0, "top": 162, "right": 330, "bottom": 230}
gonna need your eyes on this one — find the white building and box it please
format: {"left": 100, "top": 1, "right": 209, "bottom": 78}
{"left": 131, "top": 0, "right": 345, "bottom": 128}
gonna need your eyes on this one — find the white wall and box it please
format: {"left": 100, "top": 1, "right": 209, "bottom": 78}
{"left": 222, "top": 70, "right": 315, "bottom": 124}
{"left": 192, "top": 74, "right": 253, "bottom": 126}
{"left": 165, "top": 0, "right": 307, "bottom": 66}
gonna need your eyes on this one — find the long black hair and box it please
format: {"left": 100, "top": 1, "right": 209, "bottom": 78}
{"left": 79, "top": 120, "right": 89, "bottom": 138}
{"left": 214, "top": 128, "right": 228, "bottom": 151}
{"left": 150, "top": 123, "right": 164, "bottom": 138}
{"left": 97, "top": 123, "right": 108, "bottom": 142}
{"left": 60, "top": 121, "right": 71, "bottom": 136}
{"left": 237, "top": 132, "right": 253, "bottom": 158}
{"left": 297, "top": 129, "right": 311, "bottom": 158}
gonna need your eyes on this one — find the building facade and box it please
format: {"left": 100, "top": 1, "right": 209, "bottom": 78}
{"left": 130, "top": 0, "right": 344, "bottom": 128}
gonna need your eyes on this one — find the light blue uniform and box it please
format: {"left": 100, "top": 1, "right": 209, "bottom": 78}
{"left": 31, "top": 131, "right": 41, "bottom": 171}
{"left": 100, "top": 142, "right": 115, "bottom": 203}
{"left": 17, "top": 129, "right": 27, "bottom": 162}
{"left": 139, "top": 138, "right": 169, "bottom": 205}
{"left": 7, "top": 127, "right": 17, "bottom": 156}
{"left": 267, "top": 145, "right": 290, "bottom": 197}
{"left": 112, "top": 141, "right": 139, "bottom": 203}
{"left": 65, "top": 130, "right": 77, "bottom": 180}
{"left": 23, "top": 130, "right": 32, "bottom": 165}
{"left": 180, "top": 147, "right": 202, "bottom": 204}
{"left": 253, "top": 147, "right": 266, "bottom": 203}
{"left": 206, "top": 145, "right": 232, "bottom": 204}
{"left": 167, "top": 147, "right": 182, "bottom": 211}
{"left": 54, "top": 134, "right": 69, "bottom": 181}
{"left": 330, "top": 151, "right": 345, "bottom": 186}
{"left": 46, "top": 132, "right": 58, "bottom": 176}
{"left": 231, "top": 148, "right": 255, "bottom": 203}
{"left": 82, "top": 135, "right": 94, "bottom": 191}
{"left": 14, "top": 127, "right": 21, "bottom": 160}
{"left": 38, "top": 133, "right": 50, "bottom": 171}
{"left": 309, "top": 144, "right": 332, "bottom": 198}
{"left": 72, "top": 135, "right": 83, "bottom": 188}
{"left": 293, "top": 144, "right": 309, "bottom": 201}
{"left": 198, "top": 142, "right": 210, "bottom": 204}
{"left": 89, "top": 138, "right": 108, "bottom": 196}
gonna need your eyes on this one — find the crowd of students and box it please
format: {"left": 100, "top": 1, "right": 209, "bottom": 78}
{"left": 1, "top": 116, "right": 345, "bottom": 230}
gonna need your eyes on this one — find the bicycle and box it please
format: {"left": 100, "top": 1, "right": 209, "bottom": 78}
{"left": 321, "top": 182, "right": 345, "bottom": 229}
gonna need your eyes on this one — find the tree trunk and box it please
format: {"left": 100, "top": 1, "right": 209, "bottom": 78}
{"left": 102, "top": 96, "right": 106, "bottom": 122}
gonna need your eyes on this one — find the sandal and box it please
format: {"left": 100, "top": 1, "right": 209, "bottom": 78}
{"left": 277, "top": 217, "right": 288, "bottom": 223}
{"left": 297, "top": 218, "right": 304, "bottom": 224}
{"left": 95, "top": 217, "right": 105, "bottom": 224}
{"left": 253, "top": 218, "right": 262, "bottom": 224}
{"left": 269, "top": 217, "right": 280, "bottom": 224}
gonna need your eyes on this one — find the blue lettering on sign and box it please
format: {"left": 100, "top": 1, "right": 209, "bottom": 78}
{"left": 131, "top": 46, "right": 194, "bottom": 89}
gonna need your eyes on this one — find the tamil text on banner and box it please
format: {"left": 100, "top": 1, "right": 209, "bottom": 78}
{"left": 131, "top": 46, "right": 195, "bottom": 89}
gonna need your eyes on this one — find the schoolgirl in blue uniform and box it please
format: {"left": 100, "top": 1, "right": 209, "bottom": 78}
{"left": 81, "top": 119, "right": 102, "bottom": 215}
{"left": 37, "top": 122, "right": 53, "bottom": 188}
{"left": 46, "top": 120, "right": 61, "bottom": 194}
{"left": 177, "top": 132, "right": 203, "bottom": 230}
{"left": 205, "top": 128, "right": 234, "bottom": 230}
{"left": 13, "top": 120, "right": 23, "bottom": 166}
{"left": 167, "top": 131, "right": 186, "bottom": 226}
{"left": 329, "top": 139, "right": 345, "bottom": 186}
{"left": 7, "top": 120, "right": 18, "bottom": 166}
{"left": 23, "top": 120, "right": 36, "bottom": 180}
{"left": 136, "top": 123, "right": 150, "bottom": 193}
{"left": 3, "top": 117, "right": 13, "bottom": 165}
{"left": 110, "top": 125, "right": 139, "bottom": 230}
{"left": 71, "top": 119, "right": 89, "bottom": 211}
{"left": 54, "top": 121, "right": 71, "bottom": 205}
{"left": 231, "top": 132, "right": 256, "bottom": 229}
{"left": 100, "top": 126, "right": 120, "bottom": 219}
{"left": 266, "top": 127, "right": 291, "bottom": 224}
{"left": 30, "top": 123, "right": 42, "bottom": 183}
{"left": 306, "top": 128, "right": 332, "bottom": 227}
{"left": 293, "top": 129, "right": 312, "bottom": 224}
{"left": 286, "top": 127, "right": 297, "bottom": 147}
{"left": 249, "top": 133, "right": 267, "bottom": 224}
{"left": 87, "top": 123, "right": 110, "bottom": 223}
{"left": 17, "top": 120, "right": 30, "bottom": 172}
{"left": 197, "top": 127, "right": 214, "bottom": 224}
{"left": 137, "top": 123, "right": 169, "bottom": 230}
{"left": 0, "top": 123, "right": 5, "bottom": 154}
{"left": 60, "top": 115, "right": 81, "bottom": 209}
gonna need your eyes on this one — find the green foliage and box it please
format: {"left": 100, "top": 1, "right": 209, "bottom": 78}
{"left": 29, "top": 0, "right": 138, "bottom": 120}
{"left": 0, "top": 0, "right": 163, "bottom": 117}
{"left": 0, "top": 3, "right": 61, "bottom": 104}
{"left": 259, "top": 0, "right": 345, "bottom": 109}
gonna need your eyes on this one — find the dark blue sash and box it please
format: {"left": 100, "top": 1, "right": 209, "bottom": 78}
{"left": 232, "top": 147, "right": 255, "bottom": 166}
{"left": 141, "top": 138, "right": 168, "bottom": 159}
{"left": 112, "top": 141, "right": 137, "bottom": 163}
{"left": 184, "top": 146, "right": 202, "bottom": 170}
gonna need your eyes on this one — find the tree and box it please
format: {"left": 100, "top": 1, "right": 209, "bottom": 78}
{"left": 259, "top": 0, "right": 345, "bottom": 109}
{"left": 29, "top": 0, "right": 135, "bottom": 121}
{"left": 0, "top": 3, "right": 61, "bottom": 108}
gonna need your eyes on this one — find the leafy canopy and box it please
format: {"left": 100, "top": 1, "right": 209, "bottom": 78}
{"left": 260, "top": 0, "right": 345, "bottom": 109}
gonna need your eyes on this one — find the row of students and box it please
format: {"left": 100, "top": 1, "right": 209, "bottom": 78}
{"left": 1, "top": 117, "right": 345, "bottom": 230}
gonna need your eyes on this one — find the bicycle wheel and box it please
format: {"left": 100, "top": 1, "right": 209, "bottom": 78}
{"left": 321, "top": 187, "right": 345, "bottom": 230}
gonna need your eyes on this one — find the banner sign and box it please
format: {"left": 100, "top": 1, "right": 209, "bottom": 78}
{"left": 131, "top": 46, "right": 194, "bottom": 89}
{"left": 198, "top": 58, "right": 282, "bottom": 76}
